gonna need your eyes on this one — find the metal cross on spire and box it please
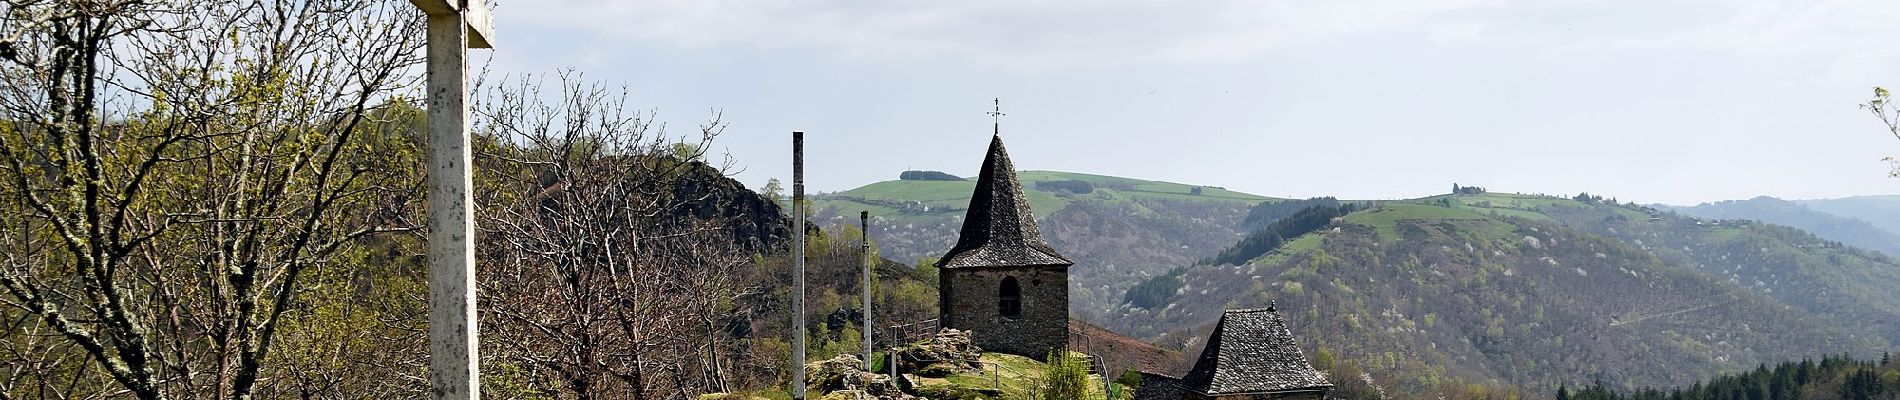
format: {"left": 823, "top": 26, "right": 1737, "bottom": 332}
{"left": 987, "top": 97, "right": 1005, "bottom": 136}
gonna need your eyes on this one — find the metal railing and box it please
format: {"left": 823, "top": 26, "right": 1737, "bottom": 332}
{"left": 882, "top": 318, "right": 939, "bottom": 348}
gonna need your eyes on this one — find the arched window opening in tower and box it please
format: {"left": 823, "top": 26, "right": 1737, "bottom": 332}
{"left": 1000, "top": 276, "right": 1022, "bottom": 319}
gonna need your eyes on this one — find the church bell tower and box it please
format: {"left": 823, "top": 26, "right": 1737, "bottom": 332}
{"left": 936, "top": 103, "right": 1072, "bottom": 359}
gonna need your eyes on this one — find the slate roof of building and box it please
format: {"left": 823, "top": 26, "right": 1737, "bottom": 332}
{"left": 1177, "top": 306, "right": 1333, "bottom": 396}
{"left": 937, "top": 134, "right": 1073, "bottom": 269}
{"left": 1131, "top": 373, "right": 1193, "bottom": 400}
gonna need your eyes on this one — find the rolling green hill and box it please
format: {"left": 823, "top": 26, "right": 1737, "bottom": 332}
{"left": 812, "top": 170, "right": 1270, "bottom": 221}
{"left": 807, "top": 171, "right": 1276, "bottom": 320}
{"left": 1106, "top": 192, "right": 1900, "bottom": 397}
{"left": 803, "top": 170, "right": 1900, "bottom": 398}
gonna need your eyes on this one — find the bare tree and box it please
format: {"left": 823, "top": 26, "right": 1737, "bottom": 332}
{"left": 0, "top": 0, "right": 426, "bottom": 398}
{"left": 472, "top": 71, "right": 759, "bottom": 399}
{"left": 1865, "top": 87, "right": 1900, "bottom": 178}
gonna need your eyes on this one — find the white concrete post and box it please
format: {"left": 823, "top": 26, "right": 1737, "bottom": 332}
{"left": 411, "top": 0, "right": 491, "bottom": 399}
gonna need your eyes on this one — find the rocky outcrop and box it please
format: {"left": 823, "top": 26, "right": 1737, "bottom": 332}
{"left": 667, "top": 160, "right": 791, "bottom": 251}
{"left": 696, "top": 394, "right": 769, "bottom": 400}
{"left": 804, "top": 354, "right": 917, "bottom": 400}
{"left": 889, "top": 329, "right": 984, "bottom": 377}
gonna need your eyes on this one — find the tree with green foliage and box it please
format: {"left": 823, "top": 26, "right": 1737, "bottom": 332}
{"left": 1240, "top": 197, "right": 1343, "bottom": 229}
{"left": 1115, "top": 370, "right": 1143, "bottom": 390}
{"left": 1033, "top": 179, "right": 1094, "bottom": 194}
{"left": 672, "top": 140, "right": 705, "bottom": 162}
{"left": 762, "top": 178, "right": 786, "bottom": 203}
{"left": 1126, "top": 201, "right": 1363, "bottom": 309}
{"left": 1122, "top": 268, "right": 1185, "bottom": 309}
{"left": 1202, "top": 203, "right": 1359, "bottom": 267}
{"left": 915, "top": 256, "right": 941, "bottom": 283}
{"left": 899, "top": 170, "right": 964, "bottom": 181}
{"left": 1038, "top": 349, "right": 1090, "bottom": 400}
{"left": 1537, "top": 354, "right": 1898, "bottom": 400}
{"left": 0, "top": 0, "right": 425, "bottom": 397}
{"left": 1312, "top": 348, "right": 1337, "bottom": 371}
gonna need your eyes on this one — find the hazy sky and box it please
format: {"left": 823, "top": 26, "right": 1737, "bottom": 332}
{"left": 483, "top": 0, "right": 1900, "bottom": 205}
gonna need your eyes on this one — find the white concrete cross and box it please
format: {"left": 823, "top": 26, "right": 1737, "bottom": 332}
{"left": 408, "top": 0, "right": 491, "bottom": 399}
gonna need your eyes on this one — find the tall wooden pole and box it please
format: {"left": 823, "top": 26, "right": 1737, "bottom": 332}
{"left": 860, "top": 211, "right": 872, "bottom": 371}
{"left": 412, "top": 0, "right": 491, "bottom": 399}
{"left": 791, "top": 132, "right": 807, "bottom": 400}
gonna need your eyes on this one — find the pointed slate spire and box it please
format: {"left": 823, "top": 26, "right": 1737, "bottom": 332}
{"left": 937, "top": 135, "right": 1072, "bottom": 269}
{"left": 1180, "top": 308, "right": 1333, "bottom": 396}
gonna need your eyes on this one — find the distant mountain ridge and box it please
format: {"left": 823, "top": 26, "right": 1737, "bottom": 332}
{"left": 1659, "top": 196, "right": 1900, "bottom": 256}
{"left": 1107, "top": 192, "right": 1900, "bottom": 395}
{"left": 1797, "top": 195, "right": 1900, "bottom": 240}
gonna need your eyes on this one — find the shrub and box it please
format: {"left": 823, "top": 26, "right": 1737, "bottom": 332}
{"left": 1116, "top": 370, "right": 1143, "bottom": 389}
{"left": 1040, "top": 349, "right": 1091, "bottom": 400}
{"left": 1033, "top": 179, "right": 1094, "bottom": 194}
{"left": 899, "top": 170, "right": 964, "bottom": 181}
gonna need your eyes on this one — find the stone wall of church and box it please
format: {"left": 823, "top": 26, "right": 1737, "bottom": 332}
{"left": 940, "top": 266, "right": 1069, "bottom": 359}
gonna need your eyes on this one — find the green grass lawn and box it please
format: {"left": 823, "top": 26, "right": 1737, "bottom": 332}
{"left": 1342, "top": 203, "right": 1520, "bottom": 243}
{"left": 1449, "top": 192, "right": 1657, "bottom": 223}
{"left": 1244, "top": 231, "right": 1330, "bottom": 267}
{"left": 1468, "top": 206, "right": 1556, "bottom": 222}
{"left": 1016, "top": 171, "right": 1270, "bottom": 203}
{"left": 731, "top": 351, "right": 1134, "bottom": 399}
{"left": 1454, "top": 193, "right": 1569, "bottom": 207}
{"left": 1707, "top": 226, "right": 1745, "bottom": 241}
{"left": 912, "top": 352, "right": 1131, "bottom": 400}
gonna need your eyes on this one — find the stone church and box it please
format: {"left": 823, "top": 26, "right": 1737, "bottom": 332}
{"left": 933, "top": 130, "right": 1335, "bottom": 400}
{"left": 935, "top": 133, "right": 1072, "bottom": 359}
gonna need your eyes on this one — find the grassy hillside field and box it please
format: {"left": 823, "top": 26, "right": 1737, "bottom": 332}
{"left": 810, "top": 170, "right": 1270, "bottom": 221}
{"left": 1109, "top": 192, "right": 1900, "bottom": 397}
{"left": 807, "top": 171, "right": 1276, "bottom": 321}
{"left": 798, "top": 171, "right": 1900, "bottom": 399}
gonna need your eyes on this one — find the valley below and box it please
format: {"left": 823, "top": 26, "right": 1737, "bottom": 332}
{"left": 813, "top": 171, "right": 1900, "bottom": 396}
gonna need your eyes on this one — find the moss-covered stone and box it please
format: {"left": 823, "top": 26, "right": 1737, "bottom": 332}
{"left": 890, "top": 329, "right": 984, "bottom": 377}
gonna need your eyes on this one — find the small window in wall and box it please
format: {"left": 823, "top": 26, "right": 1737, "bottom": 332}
{"left": 1000, "top": 276, "right": 1022, "bottom": 319}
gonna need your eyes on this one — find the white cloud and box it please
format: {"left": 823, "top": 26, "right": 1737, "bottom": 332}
{"left": 1517, "top": 1, "right": 1899, "bottom": 74}
{"left": 498, "top": 0, "right": 1900, "bottom": 75}
{"left": 504, "top": 0, "right": 1505, "bottom": 69}
{"left": 501, "top": 0, "right": 1896, "bottom": 75}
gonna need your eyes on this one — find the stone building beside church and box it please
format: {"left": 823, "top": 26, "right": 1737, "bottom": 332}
{"left": 1133, "top": 306, "right": 1334, "bottom": 400}
{"left": 935, "top": 133, "right": 1072, "bottom": 359}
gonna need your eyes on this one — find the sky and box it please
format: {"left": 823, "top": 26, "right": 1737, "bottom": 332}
{"left": 480, "top": 0, "right": 1900, "bottom": 206}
